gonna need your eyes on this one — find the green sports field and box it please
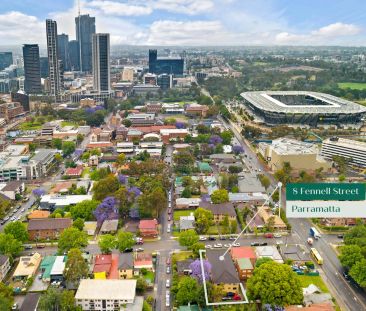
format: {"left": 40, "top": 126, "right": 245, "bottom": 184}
{"left": 338, "top": 82, "right": 366, "bottom": 90}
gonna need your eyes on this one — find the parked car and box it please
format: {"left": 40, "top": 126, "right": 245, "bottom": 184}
{"left": 232, "top": 242, "right": 240, "bottom": 247}
{"left": 135, "top": 248, "right": 144, "bottom": 252}
{"left": 264, "top": 233, "right": 274, "bottom": 238}
{"left": 24, "top": 245, "right": 33, "bottom": 250}
{"left": 166, "top": 257, "right": 171, "bottom": 265}
{"left": 199, "top": 236, "right": 207, "bottom": 241}
{"left": 250, "top": 242, "right": 260, "bottom": 246}
{"left": 259, "top": 242, "right": 268, "bottom": 246}
{"left": 124, "top": 248, "right": 133, "bottom": 253}
{"left": 208, "top": 236, "right": 216, "bottom": 241}
{"left": 229, "top": 236, "right": 237, "bottom": 240}
{"left": 168, "top": 209, "right": 172, "bottom": 214}
{"left": 36, "top": 244, "right": 45, "bottom": 249}
{"left": 166, "top": 266, "right": 171, "bottom": 274}
{"left": 213, "top": 243, "right": 222, "bottom": 248}
{"left": 166, "top": 279, "right": 170, "bottom": 288}
{"left": 337, "top": 234, "right": 344, "bottom": 239}
{"left": 205, "top": 245, "right": 212, "bottom": 249}
{"left": 219, "top": 236, "right": 227, "bottom": 240}
{"left": 168, "top": 215, "right": 171, "bottom": 221}
{"left": 274, "top": 233, "right": 282, "bottom": 238}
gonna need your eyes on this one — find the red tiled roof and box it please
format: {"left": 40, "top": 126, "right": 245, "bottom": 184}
{"left": 86, "top": 142, "right": 113, "bottom": 148}
{"left": 93, "top": 263, "right": 111, "bottom": 273}
{"left": 139, "top": 219, "right": 158, "bottom": 230}
{"left": 64, "top": 166, "right": 83, "bottom": 176}
{"left": 230, "top": 247, "right": 256, "bottom": 260}
{"left": 134, "top": 253, "right": 153, "bottom": 266}
{"left": 95, "top": 254, "right": 112, "bottom": 265}
{"left": 130, "top": 125, "right": 175, "bottom": 134}
{"left": 108, "top": 254, "right": 119, "bottom": 279}
{"left": 286, "top": 303, "right": 335, "bottom": 311}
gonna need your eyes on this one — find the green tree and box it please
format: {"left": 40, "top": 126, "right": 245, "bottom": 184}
{"left": 247, "top": 261, "right": 303, "bottom": 306}
{"left": 138, "top": 187, "right": 167, "bottom": 218}
{"left": 116, "top": 153, "right": 126, "bottom": 166}
{"left": 220, "top": 130, "right": 233, "bottom": 145}
{"left": 0, "top": 295, "right": 12, "bottom": 311}
{"left": 181, "top": 187, "right": 192, "bottom": 198}
{"left": 0, "top": 233, "right": 23, "bottom": 259}
{"left": 211, "top": 189, "right": 229, "bottom": 204}
{"left": 52, "top": 138, "right": 62, "bottom": 150}
{"left": 194, "top": 208, "right": 213, "bottom": 234}
{"left": 93, "top": 175, "right": 120, "bottom": 201}
{"left": 258, "top": 175, "right": 271, "bottom": 190}
{"left": 62, "top": 141, "right": 76, "bottom": 157}
{"left": 76, "top": 134, "right": 84, "bottom": 144}
{"left": 221, "top": 215, "right": 230, "bottom": 234}
{"left": 339, "top": 245, "right": 364, "bottom": 270}
{"left": 4, "top": 221, "right": 28, "bottom": 242}
{"left": 99, "top": 234, "right": 116, "bottom": 254}
{"left": 344, "top": 225, "right": 366, "bottom": 247}
{"left": 176, "top": 277, "right": 199, "bottom": 306}
{"left": 179, "top": 230, "right": 199, "bottom": 249}
{"left": 38, "top": 287, "right": 79, "bottom": 311}
{"left": 116, "top": 231, "right": 135, "bottom": 252}
{"left": 338, "top": 174, "right": 346, "bottom": 182}
{"left": 70, "top": 199, "right": 99, "bottom": 221}
{"left": 230, "top": 220, "right": 237, "bottom": 234}
{"left": 142, "top": 300, "right": 152, "bottom": 311}
{"left": 191, "top": 242, "right": 205, "bottom": 257}
{"left": 58, "top": 227, "right": 88, "bottom": 254}
{"left": 114, "top": 186, "right": 130, "bottom": 218}
{"left": 0, "top": 282, "right": 13, "bottom": 311}
{"left": 255, "top": 257, "right": 273, "bottom": 268}
{"left": 136, "top": 277, "right": 148, "bottom": 294}
{"left": 72, "top": 218, "right": 84, "bottom": 231}
{"left": 350, "top": 258, "right": 366, "bottom": 287}
{"left": 63, "top": 248, "right": 89, "bottom": 287}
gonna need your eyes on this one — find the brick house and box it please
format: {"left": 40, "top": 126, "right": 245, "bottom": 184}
{"left": 28, "top": 218, "right": 72, "bottom": 240}
{"left": 138, "top": 219, "right": 159, "bottom": 237}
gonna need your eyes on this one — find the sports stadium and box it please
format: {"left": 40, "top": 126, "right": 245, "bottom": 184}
{"left": 241, "top": 91, "right": 366, "bottom": 126}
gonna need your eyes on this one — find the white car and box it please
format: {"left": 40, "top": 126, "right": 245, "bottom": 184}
{"left": 205, "top": 245, "right": 212, "bottom": 249}
{"left": 224, "top": 244, "right": 231, "bottom": 248}
{"left": 232, "top": 243, "right": 240, "bottom": 247}
{"left": 166, "top": 279, "right": 170, "bottom": 288}
{"left": 199, "top": 236, "right": 207, "bottom": 241}
{"left": 213, "top": 243, "right": 223, "bottom": 248}
{"left": 274, "top": 233, "right": 282, "bottom": 238}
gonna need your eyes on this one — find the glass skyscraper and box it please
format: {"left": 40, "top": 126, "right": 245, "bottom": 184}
{"left": 75, "top": 14, "right": 95, "bottom": 73}
{"left": 68, "top": 40, "right": 80, "bottom": 71}
{"left": 148, "top": 49, "right": 184, "bottom": 76}
{"left": 57, "top": 33, "right": 69, "bottom": 71}
{"left": 0, "top": 52, "right": 12, "bottom": 71}
{"left": 46, "top": 19, "right": 62, "bottom": 96}
{"left": 92, "top": 33, "right": 110, "bottom": 92}
{"left": 22, "top": 44, "right": 41, "bottom": 94}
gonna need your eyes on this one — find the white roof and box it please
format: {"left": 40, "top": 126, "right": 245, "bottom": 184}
{"left": 40, "top": 195, "right": 93, "bottom": 206}
{"left": 160, "top": 129, "right": 188, "bottom": 135}
{"left": 50, "top": 256, "right": 66, "bottom": 276}
{"left": 176, "top": 198, "right": 201, "bottom": 205}
{"left": 75, "top": 279, "right": 137, "bottom": 301}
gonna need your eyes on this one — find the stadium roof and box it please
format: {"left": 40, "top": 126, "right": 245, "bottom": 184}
{"left": 241, "top": 91, "right": 366, "bottom": 114}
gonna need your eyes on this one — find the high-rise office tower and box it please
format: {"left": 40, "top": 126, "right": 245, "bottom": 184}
{"left": 0, "top": 52, "right": 13, "bottom": 70}
{"left": 68, "top": 40, "right": 80, "bottom": 71}
{"left": 148, "top": 49, "right": 184, "bottom": 76}
{"left": 92, "top": 33, "right": 110, "bottom": 92}
{"left": 148, "top": 49, "right": 157, "bottom": 73}
{"left": 57, "top": 33, "right": 69, "bottom": 71}
{"left": 39, "top": 57, "right": 49, "bottom": 78}
{"left": 22, "top": 44, "right": 41, "bottom": 94}
{"left": 75, "top": 14, "right": 95, "bottom": 73}
{"left": 46, "top": 19, "right": 62, "bottom": 96}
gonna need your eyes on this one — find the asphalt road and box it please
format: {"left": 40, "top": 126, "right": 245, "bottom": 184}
{"left": 220, "top": 114, "right": 366, "bottom": 311}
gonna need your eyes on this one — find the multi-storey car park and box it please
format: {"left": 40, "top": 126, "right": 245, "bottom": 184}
{"left": 241, "top": 91, "right": 366, "bottom": 126}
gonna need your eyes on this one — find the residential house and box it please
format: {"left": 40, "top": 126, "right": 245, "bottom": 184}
{"left": 64, "top": 166, "right": 83, "bottom": 178}
{"left": 229, "top": 192, "right": 268, "bottom": 205}
{"left": 0, "top": 180, "right": 24, "bottom": 200}
{"left": 160, "top": 128, "right": 188, "bottom": 144}
{"left": 176, "top": 259, "right": 194, "bottom": 276}
{"left": 0, "top": 255, "right": 10, "bottom": 281}
{"left": 118, "top": 253, "right": 134, "bottom": 279}
{"left": 255, "top": 246, "right": 283, "bottom": 263}
{"left": 230, "top": 247, "right": 256, "bottom": 280}
{"left": 13, "top": 253, "right": 41, "bottom": 280}
{"left": 39, "top": 194, "right": 92, "bottom": 210}
{"left": 176, "top": 198, "right": 201, "bottom": 209}
{"left": 50, "top": 181, "right": 74, "bottom": 194}
{"left": 50, "top": 256, "right": 67, "bottom": 282}
{"left": 83, "top": 221, "right": 97, "bottom": 236}
{"left": 93, "top": 254, "right": 112, "bottom": 279}
{"left": 200, "top": 201, "right": 237, "bottom": 223}
{"left": 320, "top": 218, "right": 356, "bottom": 227}
{"left": 27, "top": 218, "right": 72, "bottom": 240}
{"left": 209, "top": 154, "right": 237, "bottom": 165}
{"left": 258, "top": 207, "right": 287, "bottom": 231}
{"left": 139, "top": 219, "right": 158, "bottom": 237}
{"left": 86, "top": 142, "right": 113, "bottom": 151}
{"left": 75, "top": 279, "right": 140, "bottom": 311}
{"left": 286, "top": 303, "right": 335, "bottom": 311}
{"left": 27, "top": 210, "right": 50, "bottom": 220}
{"left": 134, "top": 253, "right": 154, "bottom": 274}
{"left": 100, "top": 219, "right": 119, "bottom": 234}
{"left": 39, "top": 256, "right": 56, "bottom": 281}
{"left": 146, "top": 103, "right": 162, "bottom": 114}
{"left": 88, "top": 155, "right": 99, "bottom": 166}
{"left": 179, "top": 215, "right": 195, "bottom": 231}
{"left": 279, "top": 245, "right": 312, "bottom": 265}
{"left": 206, "top": 249, "right": 241, "bottom": 294}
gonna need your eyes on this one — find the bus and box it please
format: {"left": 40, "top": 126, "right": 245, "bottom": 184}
{"left": 310, "top": 248, "right": 323, "bottom": 265}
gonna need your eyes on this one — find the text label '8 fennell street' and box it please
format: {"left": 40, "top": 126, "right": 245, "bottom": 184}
{"left": 286, "top": 183, "right": 366, "bottom": 201}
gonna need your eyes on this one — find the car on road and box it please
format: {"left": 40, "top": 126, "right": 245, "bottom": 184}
{"left": 208, "top": 236, "right": 216, "bottom": 241}
{"left": 167, "top": 224, "right": 171, "bottom": 233}
{"left": 205, "top": 245, "right": 212, "bottom": 249}
{"left": 232, "top": 242, "right": 240, "bottom": 247}
{"left": 250, "top": 242, "right": 260, "bottom": 246}
{"left": 168, "top": 208, "right": 172, "bottom": 214}
{"left": 213, "top": 243, "right": 222, "bottom": 248}
{"left": 124, "top": 248, "right": 133, "bottom": 253}
{"left": 135, "top": 237, "right": 144, "bottom": 245}
{"left": 166, "top": 257, "right": 170, "bottom": 265}
{"left": 168, "top": 215, "right": 171, "bottom": 221}
{"left": 36, "top": 244, "right": 45, "bottom": 249}
{"left": 199, "top": 236, "right": 207, "bottom": 241}
{"left": 259, "top": 242, "right": 268, "bottom": 246}
{"left": 135, "top": 248, "right": 144, "bottom": 252}
{"left": 24, "top": 245, "right": 33, "bottom": 250}
{"left": 264, "top": 233, "right": 274, "bottom": 238}
{"left": 0, "top": 220, "right": 6, "bottom": 225}
{"left": 229, "top": 236, "right": 237, "bottom": 240}
{"left": 274, "top": 233, "right": 282, "bottom": 238}
{"left": 166, "top": 279, "right": 170, "bottom": 288}
{"left": 337, "top": 234, "right": 344, "bottom": 239}
{"left": 166, "top": 266, "right": 171, "bottom": 274}
{"left": 219, "top": 236, "right": 227, "bottom": 240}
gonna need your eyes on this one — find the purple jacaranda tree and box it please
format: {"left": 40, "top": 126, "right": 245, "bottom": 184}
{"left": 118, "top": 174, "right": 128, "bottom": 184}
{"left": 189, "top": 259, "right": 212, "bottom": 284}
{"left": 233, "top": 145, "right": 244, "bottom": 155}
{"left": 128, "top": 186, "right": 141, "bottom": 197}
{"left": 175, "top": 122, "right": 186, "bottom": 129}
{"left": 93, "top": 196, "right": 119, "bottom": 224}
{"left": 264, "top": 305, "right": 285, "bottom": 311}
{"left": 85, "top": 106, "right": 105, "bottom": 114}
{"left": 209, "top": 135, "right": 223, "bottom": 145}
{"left": 32, "top": 188, "right": 45, "bottom": 198}
{"left": 129, "top": 208, "right": 140, "bottom": 219}
{"left": 201, "top": 194, "right": 211, "bottom": 202}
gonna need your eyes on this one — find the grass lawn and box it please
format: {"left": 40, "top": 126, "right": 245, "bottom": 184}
{"left": 81, "top": 167, "right": 90, "bottom": 178}
{"left": 338, "top": 82, "right": 366, "bottom": 90}
{"left": 254, "top": 61, "right": 268, "bottom": 66}
{"left": 296, "top": 275, "right": 329, "bottom": 293}
{"left": 356, "top": 100, "right": 366, "bottom": 107}
{"left": 143, "top": 271, "right": 155, "bottom": 283}
{"left": 173, "top": 209, "right": 195, "bottom": 221}
{"left": 19, "top": 121, "right": 43, "bottom": 130}
{"left": 61, "top": 121, "right": 78, "bottom": 127}
{"left": 206, "top": 225, "right": 226, "bottom": 235}
{"left": 172, "top": 251, "right": 193, "bottom": 262}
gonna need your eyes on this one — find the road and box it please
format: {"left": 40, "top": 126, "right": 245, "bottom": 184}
{"left": 220, "top": 113, "right": 366, "bottom": 311}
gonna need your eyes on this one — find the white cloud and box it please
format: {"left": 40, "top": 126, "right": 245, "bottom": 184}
{"left": 151, "top": 0, "right": 214, "bottom": 15}
{"left": 276, "top": 22, "right": 362, "bottom": 45}
{"left": 88, "top": 0, "right": 152, "bottom": 16}
{"left": 0, "top": 11, "right": 45, "bottom": 45}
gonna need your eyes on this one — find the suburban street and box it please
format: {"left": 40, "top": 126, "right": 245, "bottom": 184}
{"left": 220, "top": 114, "right": 366, "bottom": 311}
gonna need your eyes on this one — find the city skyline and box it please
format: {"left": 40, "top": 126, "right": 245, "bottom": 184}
{"left": 0, "top": 0, "right": 366, "bottom": 46}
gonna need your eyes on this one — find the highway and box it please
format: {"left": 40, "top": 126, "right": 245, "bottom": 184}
{"left": 220, "top": 114, "right": 366, "bottom": 311}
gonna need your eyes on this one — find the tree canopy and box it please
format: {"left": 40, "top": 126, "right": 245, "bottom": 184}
{"left": 4, "top": 221, "right": 28, "bottom": 242}
{"left": 58, "top": 227, "right": 88, "bottom": 254}
{"left": 194, "top": 208, "right": 213, "bottom": 234}
{"left": 179, "top": 230, "right": 199, "bottom": 249}
{"left": 210, "top": 189, "right": 229, "bottom": 204}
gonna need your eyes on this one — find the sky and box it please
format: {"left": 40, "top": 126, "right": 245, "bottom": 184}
{"left": 1, "top": 0, "right": 366, "bottom": 46}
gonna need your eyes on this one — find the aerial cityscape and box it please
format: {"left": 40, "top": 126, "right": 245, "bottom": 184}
{"left": 0, "top": 1, "right": 366, "bottom": 311}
